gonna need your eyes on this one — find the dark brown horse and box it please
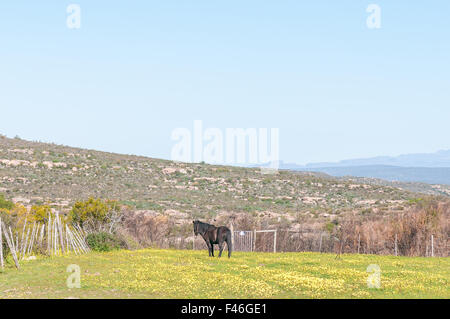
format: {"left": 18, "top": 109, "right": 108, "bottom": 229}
{"left": 193, "top": 220, "right": 232, "bottom": 258}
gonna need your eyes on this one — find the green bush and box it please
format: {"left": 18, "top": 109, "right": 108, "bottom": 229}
{"left": 0, "top": 194, "right": 14, "bottom": 210}
{"left": 86, "top": 232, "right": 125, "bottom": 252}
{"left": 69, "top": 197, "right": 121, "bottom": 231}
{"left": 325, "top": 220, "right": 338, "bottom": 233}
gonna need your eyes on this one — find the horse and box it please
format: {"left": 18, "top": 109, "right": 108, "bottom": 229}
{"left": 193, "top": 220, "right": 232, "bottom": 258}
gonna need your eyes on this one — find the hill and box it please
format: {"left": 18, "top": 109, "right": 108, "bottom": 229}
{"left": 0, "top": 135, "right": 447, "bottom": 233}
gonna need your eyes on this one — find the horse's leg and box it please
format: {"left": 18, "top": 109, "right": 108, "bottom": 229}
{"left": 218, "top": 241, "right": 224, "bottom": 258}
{"left": 210, "top": 242, "right": 215, "bottom": 257}
{"left": 206, "top": 241, "right": 212, "bottom": 257}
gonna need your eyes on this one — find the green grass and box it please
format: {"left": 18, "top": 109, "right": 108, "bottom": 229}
{"left": 0, "top": 249, "right": 448, "bottom": 299}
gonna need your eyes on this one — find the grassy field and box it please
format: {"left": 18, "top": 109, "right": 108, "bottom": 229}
{"left": 0, "top": 249, "right": 448, "bottom": 299}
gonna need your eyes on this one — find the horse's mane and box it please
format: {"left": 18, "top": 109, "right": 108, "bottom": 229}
{"left": 195, "top": 220, "right": 214, "bottom": 227}
{"left": 194, "top": 220, "right": 215, "bottom": 233}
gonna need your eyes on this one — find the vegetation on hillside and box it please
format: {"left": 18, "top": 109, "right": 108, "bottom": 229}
{"left": 1, "top": 136, "right": 445, "bottom": 227}
{"left": 0, "top": 136, "right": 449, "bottom": 257}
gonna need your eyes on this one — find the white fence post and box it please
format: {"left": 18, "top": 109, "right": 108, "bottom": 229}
{"left": 230, "top": 223, "right": 234, "bottom": 249}
{"left": 431, "top": 235, "right": 434, "bottom": 257}
{"left": 2, "top": 223, "right": 19, "bottom": 269}
{"left": 273, "top": 230, "right": 277, "bottom": 253}
{"left": 319, "top": 233, "right": 323, "bottom": 253}
{"left": 394, "top": 234, "right": 398, "bottom": 256}
{"left": 357, "top": 233, "right": 361, "bottom": 254}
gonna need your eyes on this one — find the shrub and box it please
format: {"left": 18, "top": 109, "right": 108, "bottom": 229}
{"left": 86, "top": 232, "right": 125, "bottom": 252}
{"left": 69, "top": 198, "right": 122, "bottom": 232}
{"left": 0, "top": 194, "right": 14, "bottom": 210}
{"left": 325, "top": 220, "right": 338, "bottom": 233}
{"left": 115, "top": 228, "right": 142, "bottom": 250}
{"left": 29, "top": 205, "right": 54, "bottom": 223}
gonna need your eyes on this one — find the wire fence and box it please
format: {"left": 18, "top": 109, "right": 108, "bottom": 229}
{"left": 191, "top": 228, "right": 448, "bottom": 257}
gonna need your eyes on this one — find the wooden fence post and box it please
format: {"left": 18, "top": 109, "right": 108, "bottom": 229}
{"left": 20, "top": 217, "right": 27, "bottom": 255}
{"left": 47, "top": 213, "right": 51, "bottom": 254}
{"left": 57, "top": 213, "right": 65, "bottom": 254}
{"left": 253, "top": 230, "right": 256, "bottom": 252}
{"left": 230, "top": 222, "right": 234, "bottom": 250}
{"left": 273, "top": 230, "right": 277, "bottom": 253}
{"left": 319, "top": 233, "right": 323, "bottom": 253}
{"left": 22, "top": 226, "right": 30, "bottom": 259}
{"left": 431, "top": 235, "right": 434, "bottom": 257}
{"left": 357, "top": 233, "right": 361, "bottom": 254}
{"left": 2, "top": 222, "right": 20, "bottom": 269}
{"left": 39, "top": 223, "right": 45, "bottom": 245}
{"left": 394, "top": 234, "right": 398, "bottom": 256}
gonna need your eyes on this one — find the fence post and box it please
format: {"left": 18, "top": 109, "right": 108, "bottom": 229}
{"left": 394, "top": 234, "right": 398, "bottom": 256}
{"left": 2, "top": 223, "right": 20, "bottom": 269}
{"left": 273, "top": 230, "right": 277, "bottom": 253}
{"left": 431, "top": 235, "right": 434, "bottom": 257}
{"left": 47, "top": 213, "right": 51, "bottom": 254}
{"left": 253, "top": 230, "right": 256, "bottom": 252}
{"left": 230, "top": 223, "right": 234, "bottom": 250}
{"left": 319, "top": 233, "right": 323, "bottom": 253}
{"left": 57, "top": 213, "right": 65, "bottom": 254}
{"left": 357, "top": 233, "right": 361, "bottom": 254}
{"left": 20, "top": 217, "right": 27, "bottom": 256}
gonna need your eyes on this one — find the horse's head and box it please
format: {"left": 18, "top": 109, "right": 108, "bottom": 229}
{"left": 193, "top": 220, "right": 200, "bottom": 236}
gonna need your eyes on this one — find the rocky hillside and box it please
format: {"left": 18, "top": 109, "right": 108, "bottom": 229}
{"left": 0, "top": 135, "right": 446, "bottom": 231}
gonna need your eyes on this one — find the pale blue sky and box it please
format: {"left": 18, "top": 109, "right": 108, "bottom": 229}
{"left": 0, "top": 1, "right": 449, "bottom": 164}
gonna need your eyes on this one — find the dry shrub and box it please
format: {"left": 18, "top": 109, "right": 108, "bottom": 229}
{"left": 121, "top": 211, "right": 173, "bottom": 247}
{"left": 119, "top": 210, "right": 182, "bottom": 248}
{"left": 392, "top": 200, "right": 449, "bottom": 256}
{"left": 116, "top": 199, "right": 448, "bottom": 257}
{"left": 333, "top": 200, "right": 449, "bottom": 256}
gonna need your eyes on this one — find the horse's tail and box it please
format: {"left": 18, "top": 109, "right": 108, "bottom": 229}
{"left": 226, "top": 230, "right": 232, "bottom": 258}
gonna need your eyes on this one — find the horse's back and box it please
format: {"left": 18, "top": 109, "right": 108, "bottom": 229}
{"left": 218, "top": 226, "right": 230, "bottom": 232}
{"left": 207, "top": 226, "right": 230, "bottom": 243}
{"left": 217, "top": 226, "right": 231, "bottom": 241}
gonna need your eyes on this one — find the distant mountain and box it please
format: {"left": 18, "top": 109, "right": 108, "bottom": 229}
{"left": 302, "top": 150, "right": 450, "bottom": 168}
{"left": 280, "top": 150, "right": 450, "bottom": 185}
{"left": 294, "top": 165, "right": 450, "bottom": 186}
